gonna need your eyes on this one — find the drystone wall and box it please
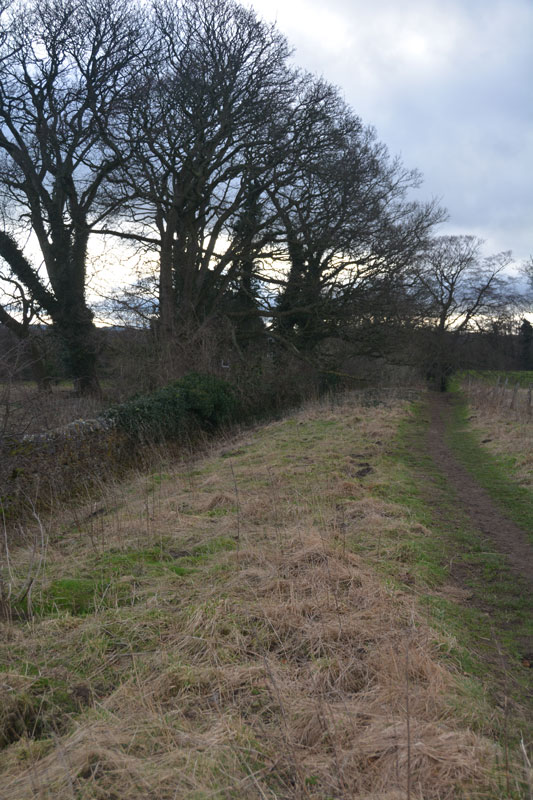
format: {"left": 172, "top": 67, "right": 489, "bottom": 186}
{"left": 0, "top": 417, "right": 129, "bottom": 518}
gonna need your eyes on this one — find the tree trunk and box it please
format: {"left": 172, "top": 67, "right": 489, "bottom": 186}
{"left": 55, "top": 307, "right": 101, "bottom": 396}
{"left": 158, "top": 233, "right": 176, "bottom": 345}
{"left": 27, "top": 337, "right": 54, "bottom": 393}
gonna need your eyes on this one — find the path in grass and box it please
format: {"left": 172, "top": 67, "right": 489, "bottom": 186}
{"left": 426, "top": 393, "right": 533, "bottom": 585}
{"left": 396, "top": 391, "right": 532, "bottom": 729}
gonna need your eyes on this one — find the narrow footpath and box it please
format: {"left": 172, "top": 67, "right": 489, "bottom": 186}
{"left": 408, "top": 391, "right": 533, "bottom": 690}
{"left": 427, "top": 393, "right": 533, "bottom": 585}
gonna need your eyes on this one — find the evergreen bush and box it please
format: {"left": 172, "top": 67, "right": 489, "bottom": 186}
{"left": 105, "top": 372, "right": 238, "bottom": 442}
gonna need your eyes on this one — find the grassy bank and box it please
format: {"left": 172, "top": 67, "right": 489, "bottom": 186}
{"left": 0, "top": 391, "right": 530, "bottom": 798}
{"left": 458, "top": 377, "right": 533, "bottom": 493}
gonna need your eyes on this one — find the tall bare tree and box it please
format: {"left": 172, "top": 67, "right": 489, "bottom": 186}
{"left": 98, "top": 0, "right": 293, "bottom": 352}
{"left": 264, "top": 76, "right": 444, "bottom": 351}
{"left": 411, "top": 235, "right": 516, "bottom": 389}
{"left": 0, "top": 0, "right": 145, "bottom": 393}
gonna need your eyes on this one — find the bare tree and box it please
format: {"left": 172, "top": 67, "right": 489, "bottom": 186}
{"left": 521, "top": 256, "right": 533, "bottom": 293}
{"left": 264, "top": 76, "right": 444, "bottom": 351}
{"left": 0, "top": 0, "right": 145, "bottom": 393}
{"left": 99, "top": 0, "right": 293, "bottom": 351}
{"left": 411, "top": 235, "right": 516, "bottom": 389}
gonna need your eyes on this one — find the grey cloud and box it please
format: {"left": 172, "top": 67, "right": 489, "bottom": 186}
{"left": 251, "top": 0, "right": 533, "bottom": 263}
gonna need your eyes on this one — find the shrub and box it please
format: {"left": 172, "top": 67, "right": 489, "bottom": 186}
{"left": 105, "top": 372, "right": 238, "bottom": 442}
{"left": 177, "top": 372, "right": 238, "bottom": 426}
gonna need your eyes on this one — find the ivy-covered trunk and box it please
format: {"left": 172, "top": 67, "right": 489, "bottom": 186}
{"left": 158, "top": 223, "right": 177, "bottom": 345}
{"left": 55, "top": 313, "right": 100, "bottom": 396}
{"left": 47, "top": 226, "right": 102, "bottom": 397}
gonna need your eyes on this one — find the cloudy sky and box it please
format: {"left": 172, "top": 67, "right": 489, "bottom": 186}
{"left": 250, "top": 0, "right": 532, "bottom": 266}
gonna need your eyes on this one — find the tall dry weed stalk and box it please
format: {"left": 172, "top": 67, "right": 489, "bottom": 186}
{"left": 466, "top": 377, "right": 532, "bottom": 423}
{"left": 230, "top": 462, "right": 241, "bottom": 552}
{"left": 0, "top": 501, "right": 48, "bottom": 621}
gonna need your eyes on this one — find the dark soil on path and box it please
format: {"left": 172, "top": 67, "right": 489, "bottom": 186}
{"left": 426, "top": 393, "right": 533, "bottom": 587}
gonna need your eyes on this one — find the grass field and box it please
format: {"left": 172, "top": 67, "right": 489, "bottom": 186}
{"left": 458, "top": 375, "right": 533, "bottom": 491}
{"left": 0, "top": 390, "right": 531, "bottom": 798}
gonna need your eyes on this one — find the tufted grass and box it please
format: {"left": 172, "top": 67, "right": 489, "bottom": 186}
{"left": 0, "top": 390, "right": 530, "bottom": 799}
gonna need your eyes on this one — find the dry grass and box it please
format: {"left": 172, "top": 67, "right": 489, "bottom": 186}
{"left": 0, "top": 381, "right": 106, "bottom": 437}
{"left": 0, "top": 393, "right": 520, "bottom": 798}
{"left": 462, "top": 380, "right": 533, "bottom": 490}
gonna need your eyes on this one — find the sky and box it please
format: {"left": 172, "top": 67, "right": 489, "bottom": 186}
{"left": 249, "top": 0, "right": 533, "bottom": 267}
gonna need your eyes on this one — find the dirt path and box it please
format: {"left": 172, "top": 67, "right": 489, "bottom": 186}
{"left": 426, "top": 393, "right": 533, "bottom": 586}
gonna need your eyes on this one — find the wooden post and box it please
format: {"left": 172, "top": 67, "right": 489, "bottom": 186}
{"left": 527, "top": 384, "right": 532, "bottom": 421}
{"left": 510, "top": 381, "right": 519, "bottom": 410}
{"left": 491, "top": 376, "right": 500, "bottom": 406}
{"left": 499, "top": 376, "right": 508, "bottom": 407}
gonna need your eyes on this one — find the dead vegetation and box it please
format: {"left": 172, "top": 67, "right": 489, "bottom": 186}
{"left": 461, "top": 378, "right": 533, "bottom": 490}
{"left": 0, "top": 393, "right": 528, "bottom": 798}
{"left": 0, "top": 380, "right": 106, "bottom": 438}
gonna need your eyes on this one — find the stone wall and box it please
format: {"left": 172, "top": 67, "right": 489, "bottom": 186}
{"left": 0, "top": 417, "right": 131, "bottom": 519}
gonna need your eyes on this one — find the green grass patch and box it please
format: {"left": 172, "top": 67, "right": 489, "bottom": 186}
{"left": 147, "top": 471, "right": 172, "bottom": 489}
{"left": 13, "top": 541, "right": 214, "bottom": 619}
{"left": 448, "top": 394, "right": 533, "bottom": 540}
{"left": 181, "top": 536, "right": 237, "bottom": 564}
{"left": 17, "top": 577, "right": 134, "bottom": 617}
{"left": 79, "top": 537, "right": 236, "bottom": 586}
{"left": 90, "top": 546, "right": 197, "bottom": 579}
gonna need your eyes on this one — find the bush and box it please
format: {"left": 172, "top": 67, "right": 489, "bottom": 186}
{"left": 105, "top": 372, "right": 238, "bottom": 442}
{"left": 177, "top": 372, "right": 238, "bottom": 426}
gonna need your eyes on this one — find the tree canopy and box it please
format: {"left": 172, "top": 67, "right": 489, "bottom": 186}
{"left": 0, "top": 0, "right": 527, "bottom": 393}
